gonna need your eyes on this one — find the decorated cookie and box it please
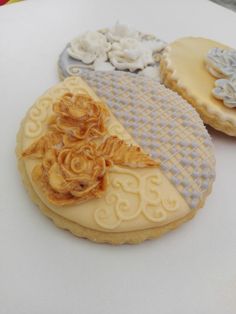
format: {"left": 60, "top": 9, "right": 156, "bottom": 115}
{"left": 58, "top": 22, "right": 166, "bottom": 81}
{"left": 160, "top": 37, "right": 236, "bottom": 136}
{"left": 16, "top": 75, "right": 215, "bottom": 244}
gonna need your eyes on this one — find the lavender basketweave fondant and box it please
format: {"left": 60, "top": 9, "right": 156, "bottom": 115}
{"left": 67, "top": 71, "right": 215, "bottom": 210}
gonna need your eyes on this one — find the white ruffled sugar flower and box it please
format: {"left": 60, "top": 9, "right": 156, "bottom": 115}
{"left": 66, "top": 23, "right": 166, "bottom": 77}
{"left": 67, "top": 31, "right": 111, "bottom": 64}
{"left": 104, "top": 22, "right": 139, "bottom": 43}
{"left": 108, "top": 37, "right": 164, "bottom": 72}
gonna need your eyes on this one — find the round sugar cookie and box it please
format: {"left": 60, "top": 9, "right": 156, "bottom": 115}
{"left": 58, "top": 22, "right": 166, "bottom": 82}
{"left": 160, "top": 37, "right": 236, "bottom": 136}
{"left": 16, "top": 74, "right": 215, "bottom": 244}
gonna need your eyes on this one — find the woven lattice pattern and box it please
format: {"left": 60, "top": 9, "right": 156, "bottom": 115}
{"left": 77, "top": 71, "right": 215, "bottom": 210}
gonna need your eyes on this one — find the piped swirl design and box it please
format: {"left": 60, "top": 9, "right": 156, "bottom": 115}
{"left": 22, "top": 92, "right": 158, "bottom": 206}
{"left": 95, "top": 167, "right": 179, "bottom": 229}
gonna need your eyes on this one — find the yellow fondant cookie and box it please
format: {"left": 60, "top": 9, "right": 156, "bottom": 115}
{"left": 16, "top": 75, "right": 215, "bottom": 244}
{"left": 160, "top": 37, "right": 236, "bottom": 136}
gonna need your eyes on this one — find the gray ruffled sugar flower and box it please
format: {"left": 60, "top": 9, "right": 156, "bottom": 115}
{"left": 206, "top": 47, "right": 236, "bottom": 78}
{"left": 212, "top": 76, "right": 236, "bottom": 108}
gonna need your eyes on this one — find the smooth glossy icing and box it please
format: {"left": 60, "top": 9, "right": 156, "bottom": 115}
{"left": 20, "top": 77, "right": 193, "bottom": 233}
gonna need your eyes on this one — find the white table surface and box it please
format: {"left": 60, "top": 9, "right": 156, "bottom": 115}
{"left": 1, "top": 0, "right": 236, "bottom": 313}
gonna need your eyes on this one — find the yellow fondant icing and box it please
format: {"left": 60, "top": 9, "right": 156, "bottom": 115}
{"left": 161, "top": 37, "right": 236, "bottom": 135}
{"left": 21, "top": 77, "right": 190, "bottom": 232}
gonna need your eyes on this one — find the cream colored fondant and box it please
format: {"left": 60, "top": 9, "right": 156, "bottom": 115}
{"left": 20, "top": 77, "right": 191, "bottom": 233}
{"left": 161, "top": 37, "right": 236, "bottom": 136}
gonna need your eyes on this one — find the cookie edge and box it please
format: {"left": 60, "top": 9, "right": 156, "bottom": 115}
{"left": 160, "top": 41, "right": 236, "bottom": 137}
{"left": 16, "top": 106, "right": 213, "bottom": 245}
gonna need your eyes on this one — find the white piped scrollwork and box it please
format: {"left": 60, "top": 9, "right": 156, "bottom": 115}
{"left": 94, "top": 167, "right": 180, "bottom": 229}
{"left": 66, "top": 63, "right": 97, "bottom": 77}
{"left": 24, "top": 79, "right": 93, "bottom": 139}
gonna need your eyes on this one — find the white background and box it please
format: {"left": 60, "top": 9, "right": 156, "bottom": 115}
{"left": 1, "top": 0, "right": 236, "bottom": 313}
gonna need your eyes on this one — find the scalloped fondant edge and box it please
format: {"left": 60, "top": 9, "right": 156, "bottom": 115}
{"left": 16, "top": 116, "right": 215, "bottom": 244}
{"left": 160, "top": 44, "right": 236, "bottom": 137}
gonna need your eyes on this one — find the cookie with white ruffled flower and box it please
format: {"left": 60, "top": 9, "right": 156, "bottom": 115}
{"left": 58, "top": 22, "right": 166, "bottom": 81}
{"left": 160, "top": 37, "right": 236, "bottom": 136}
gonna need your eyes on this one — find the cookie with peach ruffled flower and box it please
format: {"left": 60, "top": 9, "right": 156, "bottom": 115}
{"left": 17, "top": 75, "right": 215, "bottom": 244}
